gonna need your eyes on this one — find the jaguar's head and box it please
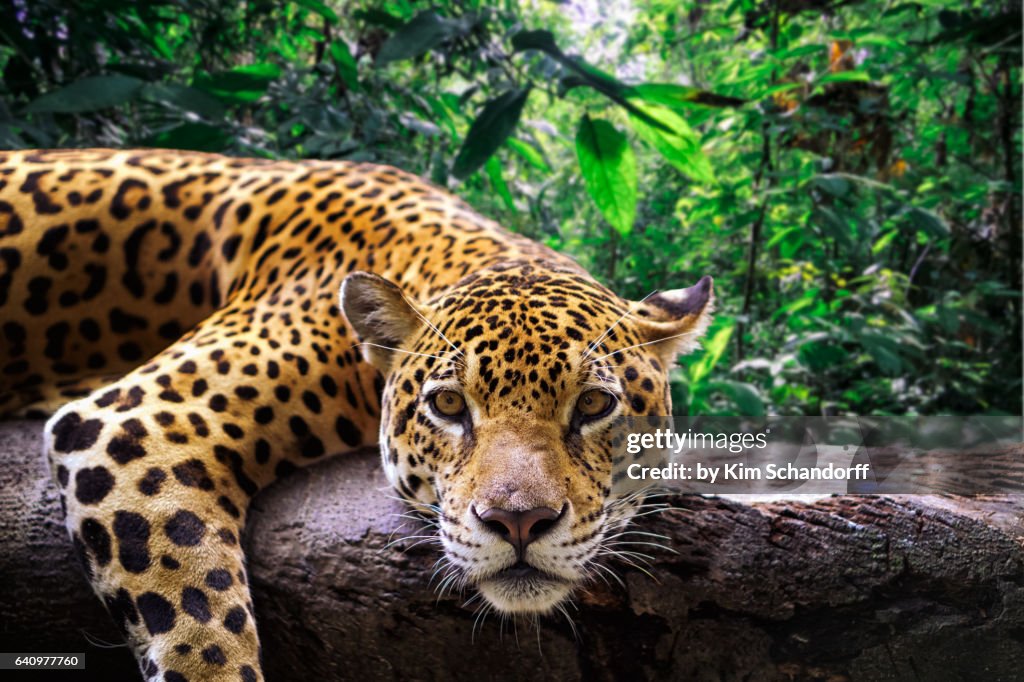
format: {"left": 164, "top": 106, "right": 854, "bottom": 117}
{"left": 340, "top": 261, "right": 712, "bottom": 614}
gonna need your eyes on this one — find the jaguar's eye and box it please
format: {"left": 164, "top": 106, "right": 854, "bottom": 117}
{"left": 576, "top": 389, "right": 615, "bottom": 419}
{"left": 431, "top": 390, "right": 466, "bottom": 418}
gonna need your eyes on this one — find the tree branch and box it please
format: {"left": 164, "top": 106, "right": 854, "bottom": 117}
{"left": 1, "top": 420, "right": 1021, "bottom": 680}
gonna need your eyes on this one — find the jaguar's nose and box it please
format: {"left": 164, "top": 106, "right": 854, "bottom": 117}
{"left": 474, "top": 505, "right": 565, "bottom": 559}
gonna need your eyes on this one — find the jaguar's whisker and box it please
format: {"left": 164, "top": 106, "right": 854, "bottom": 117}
{"left": 409, "top": 306, "right": 465, "bottom": 360}
{"left": 588, "top": 560, "right": 626, "bottom": 588}
{"left": 581, "top": 290, "right": 658, "bottom": 361}
{"left": 353, "top": 342, "right": 452, "bottom": 363}
{"left": 588, "top": 329, "right": 699, "bottom": 364}
{"left": 553, "top": 602, "right": 579, "bottom": 642}
{"left": 471, "top": 602, "right": 494, "bottom": 642}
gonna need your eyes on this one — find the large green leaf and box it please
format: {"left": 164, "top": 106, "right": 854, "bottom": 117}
{"left": 907, "top": 207, "right": 950, "bottom": 238}
{"left": 195, "top": 64, "right": 281, "bottom": 104}
{"left": 627, "top": 100, "right": 715, "bottom": 184}
{"left": 329, "top": 40, "right": 360, "bottom": 91}
{"left": 452, "top": 88, "right": 531, "bottom": 180}
{"left": 140, "top": 83, "right": 225, "bottom": 119}
{"left": 575, "top": 116, "right": 637, "bottom": 238}
{"left": 376, "top": 11, "right": 466, "bottom": 65}
{"left": 25, "top": 75, "right": 144, "bottom": 113}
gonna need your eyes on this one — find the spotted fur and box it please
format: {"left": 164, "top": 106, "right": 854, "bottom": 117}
{"left": 0, "top": 149, "right": 712, "bottom": 681}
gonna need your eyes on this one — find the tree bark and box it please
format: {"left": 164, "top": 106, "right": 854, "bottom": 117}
{"left": 0, "top": 420, "right": 1021, "bottom": 681}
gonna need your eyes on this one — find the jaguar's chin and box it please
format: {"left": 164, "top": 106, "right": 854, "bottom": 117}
{"left": 476, "top": 562, "right": 575, "bottom": 614}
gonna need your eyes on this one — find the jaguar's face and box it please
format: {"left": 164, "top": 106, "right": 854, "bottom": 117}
{"left": 341, "top": 264, "right": 712, "bottom": 614}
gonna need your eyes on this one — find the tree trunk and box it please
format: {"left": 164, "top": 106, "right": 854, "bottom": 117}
{"left": 0, "top": 420, "right": 1021, "bottom": 681}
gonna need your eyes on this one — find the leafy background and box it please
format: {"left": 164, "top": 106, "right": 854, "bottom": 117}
{"left": 0, "top": 0, "right": 1019, "bottom": 417}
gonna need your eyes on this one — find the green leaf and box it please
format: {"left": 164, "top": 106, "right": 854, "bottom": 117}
{"left": 140, "top": 83, "right": 225, "bottom": 119}
{"left": 425, "top": 95, "right": 458, "bottom": 136}
{"left": 329, "top": 40, "right": 360, "bottom": 91}
{"left": 855, "top": 34, "right": 902, "bottom": 49}
{"left": 816, "top": 71, "right": 871, "bottom": 85}
{"left": 872, "top": 229, "right": 899, "bottom": 254}
{"left": 485, "top": 157, "right": 516, "bottom": 213}
{"left": 25, "top": 75, "right": 144, "bottom": 113}
{"left": 690, "top": 324, "right": 733, "bottom": 384}
{"left": 0, "top": 124, "right": 25, "bottom": 148}
{"left": 452, "top": 88, "right": 531, "bottom": 180}
{"left": 295, "top": 0, "right": 338, "bottom": 23}
{"left": 510, "top": 29, "right": 561, "bottom": 54}
{"left": 143, "top": 123, "right": 229, "bottom": 152}
{"left": 627, "top": 100, "right": 715, "bottom": 184}
{"left": 507, "top": 138, "right": 551, "bottom": 172}
{"left": 860, "top": 337, "right": 902, "bottom": 375}
{"left": 907, "top": 207, "right": 950, "bottom": 238}
{"left": 815, "top": 206, "right": 854, "bottom": 249}
{"left": 706, "top": 380, "right": 765, "bottom": 416}
{"left": 195, "top": 64, "right": 281, "bottom": 104}
{"left": 626, "top": 83, "right": 745, "bottom": 109}
{"left": 766, "top": 225, "right": 802, "bottom": 248}
{"left": 376, "top": 11, "right": 464, "bottom": 65}
{"left": 811, "top": 174, "right": 851, "bottom": 197}
{"left": 575, "top": 116, "right": 637, "bottom": 238}
{"left": 772, "top": 289, "right": 821, "bottom": 322}
{"left": 766, "top": 225, "right": 805, "bottom": 258}
{"left": 798, "top": 340, "right": 848, "bottom": 371}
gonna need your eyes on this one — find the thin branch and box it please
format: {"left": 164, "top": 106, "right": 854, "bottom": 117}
{"left": 735, "top": 0, "right": 780, "bottom": 362}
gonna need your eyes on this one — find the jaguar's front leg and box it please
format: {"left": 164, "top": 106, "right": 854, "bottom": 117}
{"left": 44, "top": 308, "right": 378, "bottom": 681}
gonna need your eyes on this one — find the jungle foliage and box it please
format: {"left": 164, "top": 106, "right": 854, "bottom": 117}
{"left": 0, "top": 0, "right": 1020, "bottom": 416}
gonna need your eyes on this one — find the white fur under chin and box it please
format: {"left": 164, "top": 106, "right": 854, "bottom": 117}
{"left": 477, "top": 575, "right": 574, "bottom": 614}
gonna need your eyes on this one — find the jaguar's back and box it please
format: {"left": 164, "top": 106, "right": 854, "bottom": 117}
{"left": 0, "top": 148, "right": 546, "bottom": 416}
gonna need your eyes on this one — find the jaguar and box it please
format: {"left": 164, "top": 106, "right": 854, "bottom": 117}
{"left": 0, "top": 148, "right": 713, "bottom": 681}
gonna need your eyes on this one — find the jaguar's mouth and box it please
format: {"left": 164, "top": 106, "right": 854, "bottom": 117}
{"left": 492, "top": 560, "right": 556, "bottom": 582}
{"left": 476, "top": 561, "right": 574, "bottom": 614}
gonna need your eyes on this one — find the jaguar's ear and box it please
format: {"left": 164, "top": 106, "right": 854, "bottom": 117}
{"left": 340, "top": 272, "right": 426, "bottom": 373}
{"left": 632, "top": 276, "right": 715, "bottom": 366}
